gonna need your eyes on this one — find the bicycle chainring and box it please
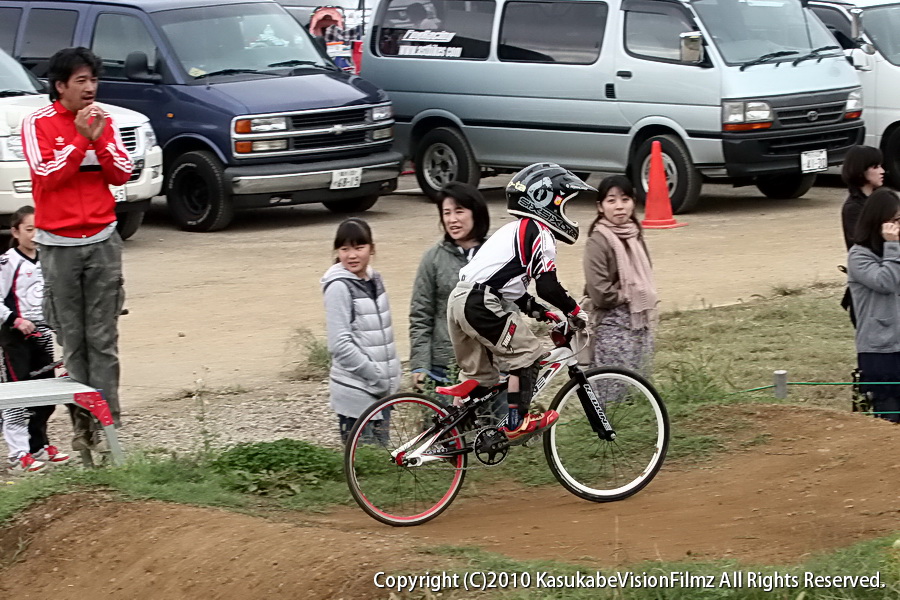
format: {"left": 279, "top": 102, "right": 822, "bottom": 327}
{"left": 473, "top": 427, "right": 509, "bottom": 466}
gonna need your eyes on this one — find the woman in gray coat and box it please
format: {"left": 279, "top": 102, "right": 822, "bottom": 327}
{"left": 409, "top": 183, "right": 489, "bottom": 393}
{"left": 848, "top": 188, "right": 900, "bottom": 423}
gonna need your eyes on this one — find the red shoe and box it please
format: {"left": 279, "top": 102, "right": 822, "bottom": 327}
{"left": 7, "top": 453, "right": 46, "bottom": 473}
{"left": 34, "top": 445, "right": 71, "bottom": 464}
{"left": 500, "top": 410, "right": 559, "bottom": 445}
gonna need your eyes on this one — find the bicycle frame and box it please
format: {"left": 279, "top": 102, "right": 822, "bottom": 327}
{"left": 393, "top": 338, "right": 616, "bottom": 467}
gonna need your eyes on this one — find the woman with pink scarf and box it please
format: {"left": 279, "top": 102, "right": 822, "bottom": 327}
{"left": 583, "top": 175, "right": 659, "bottom": 377}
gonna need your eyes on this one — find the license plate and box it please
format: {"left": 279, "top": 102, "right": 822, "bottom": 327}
{"left": 800, "top": 149, "right": 827, "bottom": 173}
{"left": 330, "top": 168, "right": 362, "bottom": 190}
{"left": 110, "top": 185, "right": 127, "bottom": 203}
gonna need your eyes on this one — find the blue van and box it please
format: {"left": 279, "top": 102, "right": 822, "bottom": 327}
{"left": 0, "top": 0, "right": 401, "bottom": 231}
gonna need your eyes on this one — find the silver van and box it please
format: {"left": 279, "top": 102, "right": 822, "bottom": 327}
{"left": 363, "top": 0, "right": 865, "bottom": 212}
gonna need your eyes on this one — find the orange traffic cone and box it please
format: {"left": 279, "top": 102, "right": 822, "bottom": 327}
{"left": 641, "top": 141, "right": 687, "bottom": 229}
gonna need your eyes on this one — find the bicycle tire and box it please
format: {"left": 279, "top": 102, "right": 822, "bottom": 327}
{"left": 543, "top": 366, "right": 669, "bottom": 502}
{"left": 345, "top": 393, "right": 468, "bottom": 526}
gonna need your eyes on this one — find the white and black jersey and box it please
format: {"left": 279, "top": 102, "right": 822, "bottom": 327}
{"left": 459, "top": 218, "right": 576, "bottom": 314}
{"left": 0, "top": 248, "right": 43, "bottom": 326}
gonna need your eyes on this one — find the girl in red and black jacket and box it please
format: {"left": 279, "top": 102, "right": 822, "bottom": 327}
{"left": 0, "top": 206, "right": 70, "bottom": 471}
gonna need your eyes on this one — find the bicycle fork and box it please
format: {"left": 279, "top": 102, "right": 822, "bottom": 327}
{"left": 570, "top": 366, "right": 617, "bottom": 441}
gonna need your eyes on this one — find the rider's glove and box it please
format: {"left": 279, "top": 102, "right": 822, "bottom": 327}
{"left": 566, "top": 305, "right": 587, "bottom": 331}
{"left": 522, "top": 296, "right": 551, "bottom": 320}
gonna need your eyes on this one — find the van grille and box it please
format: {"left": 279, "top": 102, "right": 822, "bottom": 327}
{"left": 234, "top": 105, "right": 393, "bottom": 159}
{"left": 119, "top": 127, "right": 138, "bottom": 154}
{"left": 292, "top": 131, "right": 368, "bottom": 150}
{"left": 775, "top": 102, "right": 846, "bottom": 128}
{"left": 764, "top": 129, "right": 859, "bottom": 156}
{"left": 291, "top": 108, "right": 368, "bottom": 129}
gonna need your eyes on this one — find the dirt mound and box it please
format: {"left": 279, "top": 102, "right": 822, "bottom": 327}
{"left": 0, "top": 405, "right": 897, "bottom": 599}
{"left": 0, "top": 494, "right": 445, "bottom": 600}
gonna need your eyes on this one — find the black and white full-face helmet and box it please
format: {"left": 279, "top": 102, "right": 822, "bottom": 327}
{"left": 506, "top": 163, "right": 596, "bottom": 244}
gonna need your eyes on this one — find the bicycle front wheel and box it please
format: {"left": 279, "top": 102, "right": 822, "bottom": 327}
{"left": 544, "top": 367, "right": 669, "bottom": 502}
{"left": 345, "top": 393, "right": 468, "bottom": 526}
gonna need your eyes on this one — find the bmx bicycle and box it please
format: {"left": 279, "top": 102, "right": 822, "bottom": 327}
{"left": 344, "top": 319, "right": 670, "bottom": 526}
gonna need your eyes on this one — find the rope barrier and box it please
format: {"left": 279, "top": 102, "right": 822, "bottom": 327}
{"left": 726, "top": 377, "right": 900, "bottom": 416}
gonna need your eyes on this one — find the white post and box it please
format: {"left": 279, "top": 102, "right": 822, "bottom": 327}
{"left": 774, "top": 370, "right": 788, "bottom": 399}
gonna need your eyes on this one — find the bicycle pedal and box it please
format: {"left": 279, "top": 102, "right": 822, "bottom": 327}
{"left": 522, "top": 431, "right": 544, "bottom": 447}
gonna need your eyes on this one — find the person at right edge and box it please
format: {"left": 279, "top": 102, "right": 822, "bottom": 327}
{"left": 447, "top": 163, "right": 591, "bottom": 444}
{"left": 847, "top": 187, "right": 900, "bottom": 424}
{"left": 20, "top": 47, "right": 133, "bottom": 453}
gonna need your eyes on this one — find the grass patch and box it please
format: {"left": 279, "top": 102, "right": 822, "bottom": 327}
{"left": 285, "top": 327, "right": 331, "bottom": 380}
{"left": 654, "top": 286, "right": 855, "bottom": 411}
{"left": 416, "top": 536, "right": 900, "bottom": 600}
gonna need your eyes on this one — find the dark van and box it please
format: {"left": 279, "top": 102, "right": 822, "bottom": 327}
{"left": 0, "top": 0, "right": 401, "bottom": 231}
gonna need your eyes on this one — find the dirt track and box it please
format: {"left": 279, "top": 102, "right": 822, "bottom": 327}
{"left": 1, "top": 405, "right": 897, "bottom": 599}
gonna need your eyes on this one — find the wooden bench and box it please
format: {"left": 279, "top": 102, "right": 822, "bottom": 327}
{"left": 0, "top": 378, "right": 124, "bottom": 467}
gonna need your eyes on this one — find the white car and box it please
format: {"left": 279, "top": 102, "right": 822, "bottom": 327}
{"left": 810, "top": 1, "right": 900, "bottom": 185}
{"left": 0, "top": 51, "right": 162, "bottom": 239}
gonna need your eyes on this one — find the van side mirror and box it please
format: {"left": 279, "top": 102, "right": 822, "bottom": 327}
{"left": 124, "top": 51, "right": 162, "bottom": 83}
{"left": 849, "top": 8, "right": 876, "bottom": 55}
{"left": 679, "top": 31, "right": 704, "bottom": 64}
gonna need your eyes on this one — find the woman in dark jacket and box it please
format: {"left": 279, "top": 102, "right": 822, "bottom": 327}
{"left": 409, "top": 183, "right": 489, "bottom": 391}
{"left": 842, "top": 146, "right": 885, "bottom": 250}
{"left": 841, "top": 146, "right": 885, "bottom": 325}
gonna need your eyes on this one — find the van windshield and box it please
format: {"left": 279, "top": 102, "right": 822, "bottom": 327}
{"left": 152, "top": 2, "right": 334, "bottom": 79}
{"left": 0, "top": 50, "right": 42, "bottom": 96}
{"left": 862, "top": 5, "right": 900, "bottom": 66}
{"left": 692, "top": 0, "right": 841, "bottom": 66}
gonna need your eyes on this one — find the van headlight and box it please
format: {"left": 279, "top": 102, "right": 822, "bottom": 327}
{"left": 235, "top": 117, "right": 289, "bottom": 133}
{"left": 139, "top": 122, "right": 157, "bottom": 150}
{"left": 370, "top": 105, "right": 393, "bottom": 121}
{"left": 845, "top": 89, "right": 863, "bottom": 119}
{"left": 0, "top": 136, "right": 25, "bottom": 161}
{"left": 722, "top": 100, "right": 773, "bottom": 131}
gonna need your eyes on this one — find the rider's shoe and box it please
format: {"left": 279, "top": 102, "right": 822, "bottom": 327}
{"left": 500, "top": 410, "right": 559, "bottom": 445}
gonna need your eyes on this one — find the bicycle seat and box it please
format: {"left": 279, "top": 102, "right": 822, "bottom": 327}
{"left": 435, "top": 379, "right": 480, "bottom": 398}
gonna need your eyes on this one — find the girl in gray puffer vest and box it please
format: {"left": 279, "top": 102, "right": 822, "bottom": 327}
{"left": 321, "top": 218, "right": 401, "bottom": 443}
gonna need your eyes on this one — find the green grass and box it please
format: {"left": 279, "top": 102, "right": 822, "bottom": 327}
{"left": 410, "top": 536, "right": 900, "bottom": 600}
{"left": 654, "top": 285, "right": 855, "bottom": 410}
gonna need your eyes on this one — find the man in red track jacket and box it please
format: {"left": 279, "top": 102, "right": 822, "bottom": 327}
{"left": 21, "top": 47, "right": 132, "bottom": 454}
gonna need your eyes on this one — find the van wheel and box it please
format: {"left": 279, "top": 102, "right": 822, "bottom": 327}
{"left": 414, "top": 127, "right": 480, "bottom": 202}
{"left": 116, "top": 210, "right": 145, "bottom": 241}
{"left": 166, "top": 151, "right": 235, "bottom": 232}
{"left": 324, "top": 194, "right": 379, "bottom": 213}
{"left": 631, "top": 135, "right": 701, "bottom": 214}
{"left": 883, "top": 129, "right": 900, "bottom": 189}
{"left": 755, "top": 173, "right": 817, "bottom": 199}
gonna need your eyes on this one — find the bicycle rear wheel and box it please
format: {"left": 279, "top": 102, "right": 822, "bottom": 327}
{"left": 345, "top": 393, "right": 468, "bottom": 526}
{"left": 544, "top": 367, "right": 669, "bottom": 502}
